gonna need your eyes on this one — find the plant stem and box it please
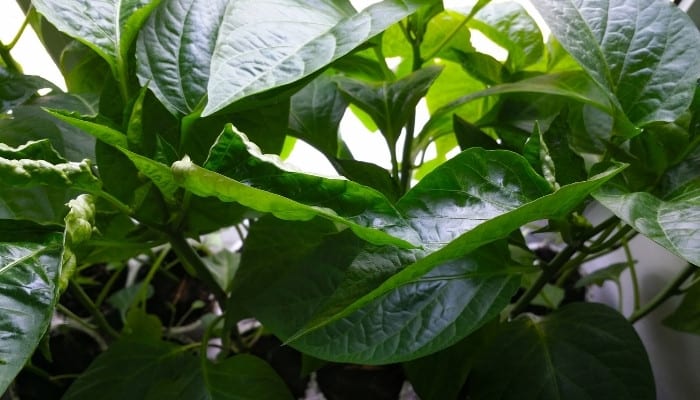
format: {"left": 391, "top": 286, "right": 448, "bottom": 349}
{"left": 510, "top": 243, "right": 579, "bottom": 317}
{"left": 135, "top": 246, "right": 170, "bottom": 312}
{"left": 166, "top": 232, "right": 227, "bottom": 307}
{"left": 6, "top": 6, "right": 33, "bottom": 50}
{"left": 622, "top": 237, "right": 640, "bottom": 311}
{"left": 628, "top": 264, "right": 696, "bottom": 324}
{"left": 69, "top": 280, "right": 120, "bottom": 339}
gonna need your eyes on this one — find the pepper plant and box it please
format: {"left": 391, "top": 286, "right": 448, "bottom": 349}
{"left": 2, "top": 0, "right": 700, "bottom": 398}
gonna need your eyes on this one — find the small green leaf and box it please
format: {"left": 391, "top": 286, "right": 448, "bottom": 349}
{"left": 0, "top": 221, "right": 62, "bottom": 394}
{"left": 203, "top": 0, "right": 438, "bottom": 115}
{"left": 532, "top": 0, "right": 700, "bottom": 126}
{"left": 60, "top": 194, "right": 96, "bottom": 291}
{"left": 575, "top": 262, "right": 629, "bottom": 288}
{"left": 336, "top": 66, "right": 443, "bottom": 146}
{"left": 663, "top": 278, "right": 700, "bottom": 335}
{"left": 469, "top": 2, "right": 543, "bottom": 72}
{"left": 107, "top": 282, "right": 154, "bottom": 321}
{"left": 469, "top": 303, "right": 655, "bottom": 400}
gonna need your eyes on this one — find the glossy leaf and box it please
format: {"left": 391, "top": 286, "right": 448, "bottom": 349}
{"left": 0, "top": 221, "right": 62, "bottom": 394}
{"left": 469, "top": 2, "right": 543, "bottom": 72}
{"left": 0, "top": 155, "right": 100, "bottom": 193}
{"left": 202, "top": 124, "right": 416, "bottom": 242}
{"left": 532, "top": 0, "right": 700, "bottom": 126}
{"left": 136, "top": 0, "right": 229, "bottom": 116}
{"left": 336, "top": 66, "right": 443, "bottom": 146}
{"left": 233, "top": 217, "right": 520, "bottom": 364}
{"left": 469, "top": 303, "right": 655, "bottom": 399}
{"left": 172, "top": 156, "right": 413, "bottom": 249}
{"left": 291, "top": 153, "right": 624, "bottom": 341}
{"left": 63, "top": 334, "right": 293, "bottom": 399}
{"left": 33, "top": 0, "right": 160, "bottom": 79}
{"left": 203, "top": 0, "right": 437, "bottom": 115}
{"left": 594, "top": 183, "right": 700, "bottom": 266}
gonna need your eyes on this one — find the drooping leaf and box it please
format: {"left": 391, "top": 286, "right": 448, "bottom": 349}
{"left": 136, "top": 0, "right": 229, "bottom": 116}
{"left": 200, "top": 124, "right": 416, "bottom": 244}
{"left": 0, "top": 221, "right": 63, "bottom": 394}
{"left": 288, "top": 73, "right": 348, "bottom": 158}
{"left": 336, "top": 66, "right": 443, "bottom": 146}
{"left": 0, "top": 155, "right": 101, "bottom": 193}
{"left": 172, "top": 156, "right": 413, "bottom": 249}
{"left": 203, "top": 0, "right": 438, "bottom": 115}
{"left": 33, "top": 0, "right": 161, "bottom": 80}
{"left": 575, "top": 262, "right": 629, "bottom": 288}
{"left": 532, "top": 0, "right": 700, "bottom": 126}
{"left": 469, "top": 303, "right": 655, "bottom": 400}
{"left": 290, "top": 153, "right": 624, "bottom": 341}
{"left": 469, "top": 2, "right": 543, "bottom": 72}
{"left": 63, "top": 334, "right": 294, "bottom": 399}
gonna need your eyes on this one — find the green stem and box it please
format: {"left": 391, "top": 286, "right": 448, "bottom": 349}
{"left": 95, "top": 264, "right": 126, "bottom": 307}
{"left": 135, "top": 246, "right": 170, "bottom": 312}
{"left": 69, "top": 280, "right": 120, "bottom": 339}
{"left": 0, "top": 43, "right": 21, "bottom": 74}
{"left": 622, "top": 237, "right": 640, "bottom": 311}
{"left": 510, "top": 243, "right": 579, "bottom": 317}
{"left": 7, "top": 6, "right": 33, "bottom": 50}
{"left": 372, "top": 44, "right": 395, "bottom": 81}
{"left": 628, "top": 264, "right": 696, "bottom": 324}
{"left": 166, "top": 232, "right": 227, "bottom": 307}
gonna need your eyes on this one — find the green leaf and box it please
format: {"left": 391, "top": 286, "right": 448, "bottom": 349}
{"left": 290, "top": 154, "right": 624, "bottom": 342}
{"left": 331, "top": 158, "right": 401, "bottom": 202}
{"left": 0, "top": 139, "right": 66, "bottom": 164}
{"left": 469, "top": 2, "right": 543, "bottom": 72}
{"left": 63, "top": 336, "right": 293, "bottom": 399}
{"left": 575, "top": 262, "right": 629, "bottom": 288}
{"left": 201, "top": 124, "right": 416, "bottom": 244}
{"left": 33, "top": 0, "right": 161, "bottom": 80}
{"left": 106, "top": 282, "right": 154, "bottom": 321}
{"left": 336, "top": 66, "right": 443, "bottom": 146}
{"left": 136, "top": 0, "right": 229, "bottom": 116}
{"left": 201, "top": 250, "right": 240, "bottom": 293}
{"left": 203, "top": 0, "right": 438, "bottom": 115}
{"left": 663, "top": 278, "right": 700, "bottom": 335}
{"left": 594, "top": 183, "right": 700, "bottom": 266}
{"left": 0, "top": 155, "right": 101, "bottom": 193}
{"left": 469, "top": 303, "right": 655, "bottom": 400}
{"left": 232, "top": 217, "right": 519, "bottom": 364}
{"left": 288, "top": 73, "right": 348, "bottom": 157}
{"left": 532, "top": 0, "right": 700, "bottom": 126}
{"left": 0, "top": 221, "right": 62, "bottom": 394}
{"left": 172, "top": 156, "right": 413, "bottom": 249}
{"left": 60, "top": 194, "right": 96, "bottom": 291}
{"left": 420, "top": 11, "right": 473, "bottom": 61}
{"left": 0, "top": 68, "right": 58, "bottom": 112}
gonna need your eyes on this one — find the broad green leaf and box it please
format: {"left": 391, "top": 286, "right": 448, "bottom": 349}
{"left": 136, "top": 0, "right": 229, "bottom": 116}
{"left": 594, "top": 183, "right": 700, "bottom": 266}
{"left": 0, "top": 68, "right": 58, "bottom": 112}
{"left": 33, "top": 0, "right": 161, "bottom": 81}
{"left": 59, "top": 41, "right": 111, "bottom": 94}
{"left": 201, "top": 250, "right": 240, "bottom": 293}
{"left": 60, "top": 194, "right": 96, "bottom": 291}
{"left": 532, "top": 0, "right": 700, "bottom": 126}
{"left": 202, "top": 124, "right": 416, "bottom": 243}
{"left": 336, "top": 66, "right": 443, "bottom": 146}
{"left": 469, "top": 303, "right": 655, "bottom": 400}
{"left": 331, "top": 158, "right": 400, "bottom": 202}
{"left": 232, "top": 217, "right": 519, "bottom": 364}
{"left": 288, "top": 74, "right": 348, "bottom": 157}
{"left": 0, "top": 221, "right": 62, "bottom": 394}
{"left": 663, "top": 278, "right": 700, "bottom": 335}
{"left": 172, "top": 156, "right": 413, "bottom": 248}
{"left": 0, "top": 139, "right": 66, "bottom": 164}
{"left": 420, "top": 11, "right": 473, "bottom": 61}
{"left": 290, "top": 154, "right": 624, "bottom": 341}
{"left": 469, "top": 2, "right": 543, "bottom": 72}
{"left": 203, "top": 0, "right": 438, "bottom": 115}
{"left": 456, "top": 51, "right": 506, "bottom": 85}
{"left": 63, "top": 334, "right": 293, "bottom": 399}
